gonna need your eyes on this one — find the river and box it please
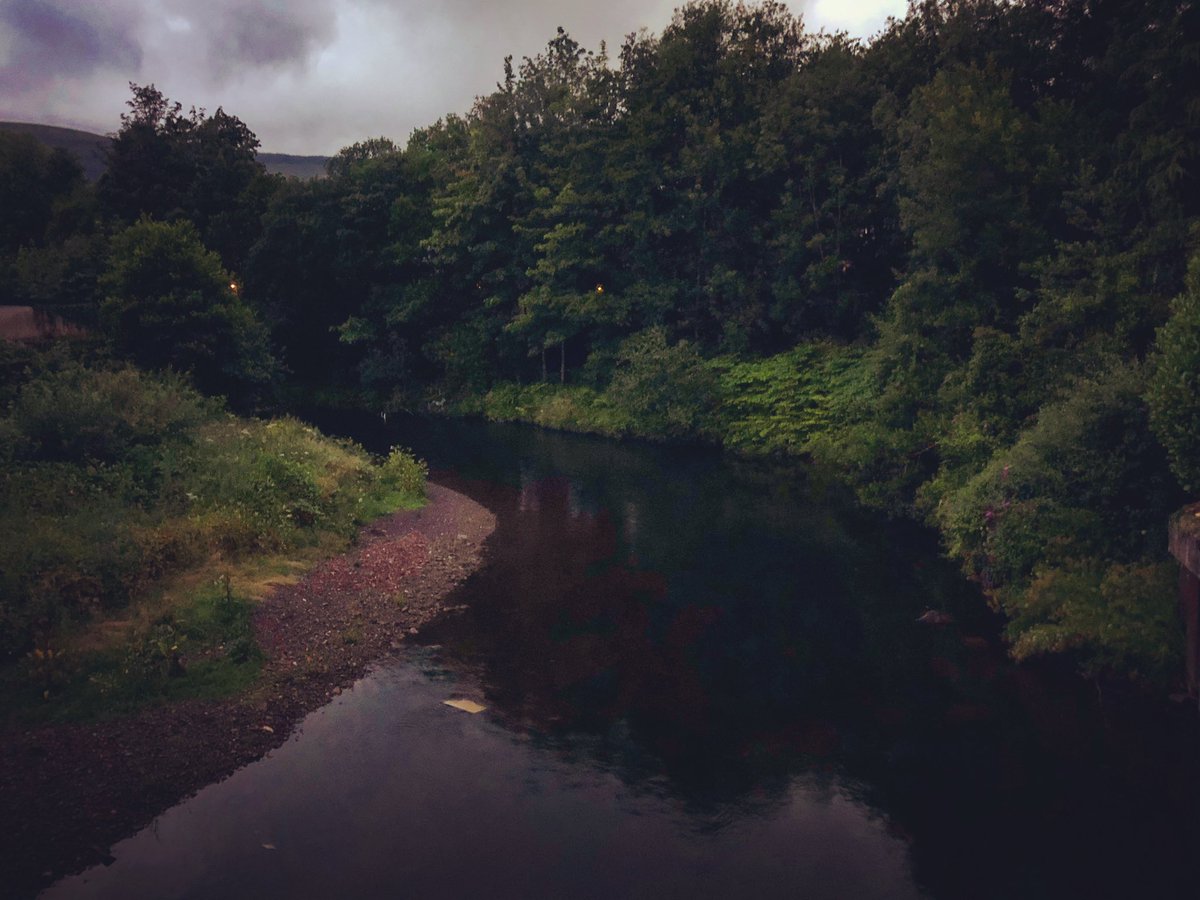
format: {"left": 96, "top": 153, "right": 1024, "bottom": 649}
{"left": 44, "top": 416, "right": 1200, "bottom": 899}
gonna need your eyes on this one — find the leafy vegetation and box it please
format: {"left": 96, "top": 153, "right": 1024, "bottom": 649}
{"left": 5, "top": 0, "right": 1200, "bottom": 687}
{"left": 1149, "top": 256, "right": 1200, "bottom": 493}
{"left": 3, "top": 575, "right": 266, "bottom": 722}
{"left": 0, "top": 356, "right": 425, "bottom": 717}
{"left": 99, "top": 218, "right": 275, "bottom": 402}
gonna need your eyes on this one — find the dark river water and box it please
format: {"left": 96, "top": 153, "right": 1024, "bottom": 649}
{"left": 45, "top": 417, "right": 1200, "bottom": 899}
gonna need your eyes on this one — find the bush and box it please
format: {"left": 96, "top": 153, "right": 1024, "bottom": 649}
{"left": 930, "top": 363, "right": 1182, "bottom": 684}
{"left": 100, "top": 218, "right": 276, "bottom": 400}
{"left": 185, "top": 418, "right": 343, "bottom": 548}
{"left": 936, "top": 363, "right": 1174, "bottom": 585}
{"left": 380, "top": 447, "right": 428, "bottom": 499}
{"left": 469, "top": 382, "right": 634, "bottom": 437}
{"left": 712, "top": 343, "right": 870, "bottom": 456}
{"left": 0, "top": 499, "right": 148, "bottom": 657}
{"left": 1007, "top": 560, "right": 1182, "bottom": 685}
{"left": 8, "top": 364, "right": 214, "bottom": 463}
{"left": 1148, "top": 254, "right": 1200, "bottom": 491}
{"left": 606, "top": 328, "right": 718, "bottom": 438}
{"left": 0, "top": 364, "right": 427, "bottom": 663}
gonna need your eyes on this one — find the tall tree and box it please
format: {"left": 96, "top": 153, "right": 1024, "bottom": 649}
{"left": 99, "top": 83, "right": 271, "bottom": 272}
{"left": 100, "top": 218, "right": 275, "bottom": 402}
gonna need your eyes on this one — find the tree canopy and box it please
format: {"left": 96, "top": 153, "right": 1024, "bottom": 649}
{"left": 9, "top": 0, "right": 1200, "bottom": 684}
{"left": 100, "top": 218, "right": 274, "bottom": 401}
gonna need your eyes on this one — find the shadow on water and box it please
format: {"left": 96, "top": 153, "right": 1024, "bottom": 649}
{"left": 46, "top": 413, "right": 1200, "bottom": 899}
{"left": 364, "top": 414, "right": 1200, "bottom": 900}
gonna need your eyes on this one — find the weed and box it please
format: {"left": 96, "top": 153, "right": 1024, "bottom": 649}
{"left": 0, "top": 364, "right": 427, "bottom": 662}
{"left": 0, "top": 361, "right": 429, "bottom": 718}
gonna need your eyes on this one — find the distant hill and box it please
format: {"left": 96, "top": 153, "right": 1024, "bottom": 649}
{"left": 0, "top": 122, "right": 330, "bottom": 181}
{"left": 258, "top": 152, "right": 331, "bottom": 180}
{"left": 0, "top": 122, "right": 110, "bottom": 180}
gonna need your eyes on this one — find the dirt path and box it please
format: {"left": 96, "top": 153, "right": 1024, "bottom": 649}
{"left": 0, "top": 483, "right": 496, "bottom": 899}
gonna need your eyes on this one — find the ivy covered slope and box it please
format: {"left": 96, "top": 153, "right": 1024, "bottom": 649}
{"left": 0, "top": 347, "right": 426, "bottom": 719}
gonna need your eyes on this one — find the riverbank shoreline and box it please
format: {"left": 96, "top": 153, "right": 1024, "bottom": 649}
{"left": 0, "top": 483, "right": 496, "bottom": 899}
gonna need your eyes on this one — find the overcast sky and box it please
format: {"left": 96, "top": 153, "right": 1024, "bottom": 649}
{"left": 0, "top": 0, "right": 907, "bottom": 155}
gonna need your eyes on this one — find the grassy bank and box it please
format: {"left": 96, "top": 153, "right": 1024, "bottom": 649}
{"left": 0, "top": 350, "right": 426, "bottom": 721}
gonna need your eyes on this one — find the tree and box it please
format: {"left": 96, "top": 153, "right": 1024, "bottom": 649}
{"left": 892, "top": 64, "right": 1048, "bottom": 339}
{"left": 326, "top": 137, "right": 402, "bottom": 178}
{"left": 247, "top": 131, "right": 442, "bottom": 392}
{"left": 508, "top": 29, "right": 627, "bottom": 381}
{"left": 98, "top": 83, "right": 190, "bottom": 224}
{"left": 0, "top": 131, "right": 96, "bottom": 314}
{"left": 603, "top": 2, "right": 816, "bottom": 352}
{"left": 1148, "top": 254, "right": 1200, "bottom": 492}
{"left": 100, "top": 218, "right": 274, "bottom": 402}
{"left": 421, "top": 59, "right": 538, "bottom": 390}
{"left": 0, "top": 132, "right": 85, "bottom": 253}
{"left": 243, "top": 177, "right": 345, "bottom": 385}
{"left": 99, "top": 83, "right": 270, "bottom": 271}
{"left": 764, "top": 34, "right": 895, "bottom": 340}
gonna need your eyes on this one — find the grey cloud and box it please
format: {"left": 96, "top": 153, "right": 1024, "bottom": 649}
{"left": 0, "top": 1, "right": 851, "bottom": 155}
{"left": 0, "top": 0, "right": 142, "bottom": 91}
{"left": 162, "top": 0, "right": 338, "bottom": 72}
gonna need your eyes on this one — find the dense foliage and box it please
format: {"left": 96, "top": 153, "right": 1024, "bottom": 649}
{"left": 99, "top": 218, "right": 275, "bottom": 400}
{"left": 5, "top": 0, "right": 1200, "bottom": 686}
{"left": 1149, "top": 257, "right": 1200, "bottom": 492}
{"left": 0, "top": 348, "right": 426, "bottom": 713}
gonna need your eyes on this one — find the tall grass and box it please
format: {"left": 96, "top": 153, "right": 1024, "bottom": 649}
{"left": 0, "top": 360, "right": 425, "bottom": 717}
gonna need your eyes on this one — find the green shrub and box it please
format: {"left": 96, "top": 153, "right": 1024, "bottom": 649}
{"left": 936, "top": 363, "right": 1173, "bottom": 584}
{"left": 3, "top": 577, "right": 266, "bottom": 717}
{"left": 1148, "top": 254, "right": 1200, "bottom": 491}
{"left": 257, "top": 453, "right": 323, "bottom": 527}
{"left": 21, "top": 645, "right": 76, "bottom": 700}
{"left": 471, "top": 382, "right": 633, "bottom": 438}
{"left": 713, "top": 343, "right": 870, "bottom": 456}
{"left": 0, "top": 363, "right": 427, "bottom": 664}
{"left": 606, "top": 328, "right": 717, "bottom": 438}
{"left": 1007, "top": 560, "right": 1181, "bottom": 685}
{"left": 0, "top": 483, "right": 151, "bottom": 657}
{"left": 380, "top": 447, "right": 428, "bottom": 500}
{"left": 122, "top": 620, "right": 187, "bottom": 685}
{"left": 8, "top": 364, "right": 214, "bottom": 463}
{"left": 185, "top": 416, "right": 382, "bottom": 548}
{"left": 178, "top": 576, "right": 261, "bottom": 665}
{"left": 929, "top": 363, "right": 1181, "bottom": 684}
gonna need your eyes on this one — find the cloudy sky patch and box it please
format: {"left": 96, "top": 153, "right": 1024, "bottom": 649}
{"left": 0, "top": 1, "right": 142, "bottom": 88}
{"left": 0, "top": 0, "right": 906, "bottom": 154}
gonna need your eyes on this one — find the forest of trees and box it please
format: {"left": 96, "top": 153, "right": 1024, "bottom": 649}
{"left": 3, "top": 0, "right": 1199, "bottom": 686}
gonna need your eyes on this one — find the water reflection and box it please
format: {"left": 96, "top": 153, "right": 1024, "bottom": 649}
{"left": 383, "top": 417, "right": 1200, "bottom": 899}
{"left": 46, "top": 655, "right": 922, "bottom": 900}
{"left": 45, "top": 415, "right": 1200, "bottom": 899}
{"left": 408, "top": 430, "right": 982, "bottom": 815}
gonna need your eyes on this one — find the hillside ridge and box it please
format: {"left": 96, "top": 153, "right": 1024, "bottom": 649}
{"left": 0, "top": 121, "right": 330, "bottom": 181}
